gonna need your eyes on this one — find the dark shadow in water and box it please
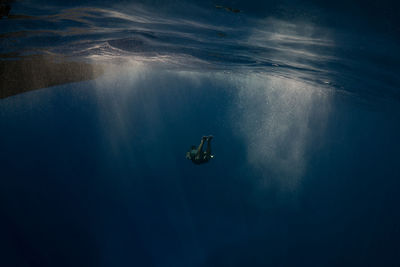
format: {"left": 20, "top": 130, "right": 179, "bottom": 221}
{"left": 0, "top": 0, "right": 12, "bottom": 19}
{"left": 0, "top": 55, "right": 103, "bottom": 99}
{"left": 215, "top": 5, "right": 241, "bottom": 13}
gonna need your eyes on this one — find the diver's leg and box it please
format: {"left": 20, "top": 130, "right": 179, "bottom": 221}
{"left": 206, "top": 136, "right": 212, "bottom": 155}
{"left": 196, "top": 137, "right": 207, "bottom": 158}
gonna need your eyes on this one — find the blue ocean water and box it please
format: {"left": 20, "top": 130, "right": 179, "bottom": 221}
{"left": 1, "top": 0, "right": 400, "bottom": 266}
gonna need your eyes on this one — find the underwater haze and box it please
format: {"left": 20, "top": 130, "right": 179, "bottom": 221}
{"left": 1, "top": 0, "right": 400, "bottom": 266}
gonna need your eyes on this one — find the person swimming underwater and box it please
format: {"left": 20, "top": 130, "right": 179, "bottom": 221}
{"left": 186, "top": 136, "right": 214, "bottom": 164}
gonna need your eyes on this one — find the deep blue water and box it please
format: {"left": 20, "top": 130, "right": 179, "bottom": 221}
{"left": 1, "top": 1, "right": 400, "bottom": 266}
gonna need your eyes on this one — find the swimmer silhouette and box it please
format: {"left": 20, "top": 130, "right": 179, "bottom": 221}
{"left": 186, "top": 136, "right": 214, "bottom": 164}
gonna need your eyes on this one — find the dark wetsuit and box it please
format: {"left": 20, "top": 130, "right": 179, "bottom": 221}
{"left": 186, "top": 136, "right": 213, "bottom": 164}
